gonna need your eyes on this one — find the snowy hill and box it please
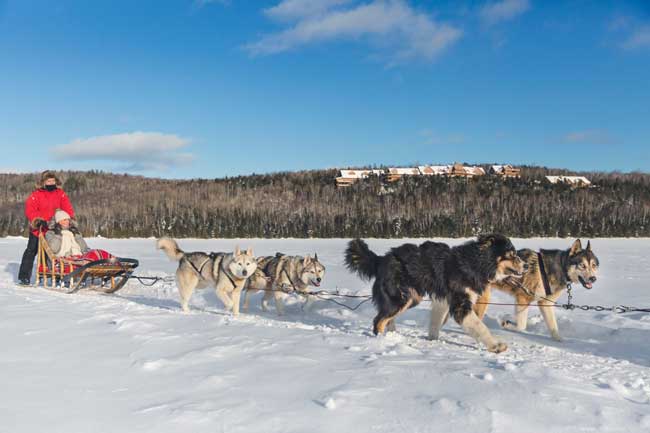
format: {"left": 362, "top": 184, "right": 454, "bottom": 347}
{"left": 2, "top": 237, "right": 650, "bottom": 433}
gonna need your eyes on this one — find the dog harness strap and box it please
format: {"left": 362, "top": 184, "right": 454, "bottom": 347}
{"left": 506, "top": 277, "right": 535, "bottom": 297}
{"left": 537, "top": 252, "right": 553, "bottom": 296}
{"left": 183, "top": 256, "right": 210, "bottom": 279}
{"left": 220, "top": 262, "right": 238, "bottom": 289}
{"left": 197, "top": 256, "right": 213, "bottom": 275}
{"left": 281, "top": 268, "right": 298, "bottom": 292}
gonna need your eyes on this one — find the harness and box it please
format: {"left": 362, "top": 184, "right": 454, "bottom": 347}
{"left": 266, "top": 254, "right": 302, "bottom": 293}
{"left": 281, "top": 267, "right": 300, "bottom": 292}
{"left": 183, "top": 253, "right": 218, "bottom": 280}
{"left": 220, "top": 262, "right": 239, "bottom": 289}
{"left": 536, "top": 252, "right": 554, "bottom": 297}
{"left": 184, "top": 252, "right": 242, "bottom": 290}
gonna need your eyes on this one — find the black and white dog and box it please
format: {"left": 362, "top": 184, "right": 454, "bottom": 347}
{"left": 345, "top": 234, "right": 526, "bottom": 353}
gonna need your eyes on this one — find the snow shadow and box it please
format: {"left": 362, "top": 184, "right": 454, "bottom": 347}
{"left": 557, "top": 318, "right": 650, "bottom": 368}
{"left": 114, "top": 294, "right": 184, "bottom": 313}
{"left": 490, "top": 310, "right": 650, "bottom": 368}
{"left": 234, "top": 291, "right": 375, "bottom": 331}
{"left": 112, "top": 282, "right": 650, "bottom": 367}
{"left": 3, "top": 262, "right": 21, "bottom": 284}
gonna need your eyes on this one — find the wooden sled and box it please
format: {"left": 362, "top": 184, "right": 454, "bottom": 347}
{"left": 36, "top": 232, "right": 139, "bottom": 294}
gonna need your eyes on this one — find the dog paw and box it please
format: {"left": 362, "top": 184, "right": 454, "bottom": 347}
{"left": 551, "top": 333, "right": 563, "bottom": 342}
{"left": 488, "top": 342, "right": 508, "bottom": 353}
{"left": 427, "top": 333, "right": 440, "bottom": 341}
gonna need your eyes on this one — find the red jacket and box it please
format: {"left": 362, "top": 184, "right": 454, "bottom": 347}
{"left": 25, "top": 187, "right": 75, "bottom": 236}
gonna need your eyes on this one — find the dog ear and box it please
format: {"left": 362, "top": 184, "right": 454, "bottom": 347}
{"left": 479, "top": 234, "right": 494, "bottom": 250}
{"left": 569, "top": 239, "right": 582, "bottom": 256}
{"left": 586, "top": 240, "right": 591, "bottom": 251}
{"left": 303, "top": 256, "right": 311, "bottom": 266}
{"left": 235, "top": 245, "right": 241, "bottom": 256}
{"left": 246, "top": 246, "right": 254, "bottom": 256}
{"left": 314, "top": 253, "right": 318, "bottom": 262}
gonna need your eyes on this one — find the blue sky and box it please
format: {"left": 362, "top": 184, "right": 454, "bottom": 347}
{"left": 0, "top": 0, "right": 648, "bottom": 178}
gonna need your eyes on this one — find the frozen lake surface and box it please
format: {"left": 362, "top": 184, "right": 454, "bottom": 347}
{"left": 2, "top": 237, "right": 650, "bottom": 433}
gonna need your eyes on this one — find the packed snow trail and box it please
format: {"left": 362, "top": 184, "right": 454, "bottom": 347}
{"left": 2, "top": 237, "right": 650, "bottom": 433}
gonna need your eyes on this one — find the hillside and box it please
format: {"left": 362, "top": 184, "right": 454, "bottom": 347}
{"left": 1, "top": 166, "right": 649, "bottom": 238}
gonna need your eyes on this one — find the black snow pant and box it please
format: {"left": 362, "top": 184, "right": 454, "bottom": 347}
{"left": 18, "top": 233, "right": 39, "bottom": 282}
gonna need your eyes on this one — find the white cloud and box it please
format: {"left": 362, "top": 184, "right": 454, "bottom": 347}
{"left": 622, "top": 25, "right": 650, "bottom": 50}
{"left": 0, "top": 167, "right": 29, "bottom": 174}
{"left": 479, "top": 0, "right": 530, "bottom": 26}
{"left": 265, "top": 0, "right": 355, "bottom": 21}
{"left": 562, "top": 130, "right": 616, "bottom": 145}
{"left": 51, "top": 131, "right": 193, "bottom": 171}
{"left": 246, "top": 0, "right": 462, "bottom": 64}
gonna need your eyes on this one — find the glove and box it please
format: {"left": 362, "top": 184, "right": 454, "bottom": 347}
{"left": 69, "top": 226, "right": 80, "bottom": 235}
{"left": 31, "top": 218, "right": 47, "bottom": 230}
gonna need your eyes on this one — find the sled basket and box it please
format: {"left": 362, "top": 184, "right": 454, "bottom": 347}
{"left": 36, "top": 232, "right": 139, "bottom": 294}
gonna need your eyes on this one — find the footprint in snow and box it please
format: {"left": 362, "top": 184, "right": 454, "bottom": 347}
{"left": 602, "top": 379, "right": 650, "bottom": 404}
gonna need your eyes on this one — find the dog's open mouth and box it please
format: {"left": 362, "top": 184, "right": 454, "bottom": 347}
{"left": 578, "top": 276, "right": 593, "bottom": 289}
{"left": 312, "top": 280, "right": 321, "bottom": 287}
{"left": 507, "top": 269, "right": 524, "bottom": 278}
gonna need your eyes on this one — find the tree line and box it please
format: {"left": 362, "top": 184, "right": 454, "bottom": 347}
{"left": 0, "top": 166, "right": 648, "bottom": 238}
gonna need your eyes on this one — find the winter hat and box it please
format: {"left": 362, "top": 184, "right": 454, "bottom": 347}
{"left": 54, "top": 210, "right": 71, "bottom": 223}
{"left": 37, "top": 170, "right": 61, "bottom": 188}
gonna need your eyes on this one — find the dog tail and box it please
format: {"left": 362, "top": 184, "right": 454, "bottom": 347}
{"left": 345, "top": 239, "right": 380, "bottom": 280}
{"left": 157, "top": 237, "right": 184, "bottom": 261}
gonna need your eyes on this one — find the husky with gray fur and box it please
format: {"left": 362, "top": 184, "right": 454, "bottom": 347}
{"left": 475, "top": 239, "right": 599, "bottom": 341}
{"left": 241, "top": 255, "right": 274, "bottom": 312}
{"left": 157, "top": 237, "right": 257, "bottom": 315}
{"left": 243, "top": 253, "right": 326, "bottom": 315}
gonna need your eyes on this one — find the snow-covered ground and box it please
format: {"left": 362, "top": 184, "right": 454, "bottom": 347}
{"left": 2, "top": 237, "right": 650, "bottom": 433}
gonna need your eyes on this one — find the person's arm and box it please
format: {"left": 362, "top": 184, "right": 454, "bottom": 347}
{"left": 59, "top": 190, "right": 75, "bottom": 219}
{"left": 45, "top": 230, "right": 62, "bottom": 255}
{"left": 75, "top": 234, "right": 89, "bottom": 253}
{"left": 25, "top": 191, "right": 44, "bottom": 227}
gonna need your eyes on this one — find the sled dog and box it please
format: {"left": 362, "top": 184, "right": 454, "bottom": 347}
{"left": 157, "top": 237, "right": 257, "bottom": 315}
{"left": 345, "top": 234, "right": 525, "bottom": 353}
{"left": 243, "top": 253, "right": 326, "bottom": 315}
{"left": 476, "top": 239, "right": 599, "bottom": 341}
{"left": 241, "top": 255, "right": 274, "bottom": 312}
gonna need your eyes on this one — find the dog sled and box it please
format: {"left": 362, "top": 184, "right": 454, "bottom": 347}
{"left": 35, "top": 232, "right": 139, "bottom": 294}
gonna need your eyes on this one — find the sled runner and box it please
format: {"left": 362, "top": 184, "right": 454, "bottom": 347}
{"left": 35, "top": 232, "right": 139, "bottom": 294}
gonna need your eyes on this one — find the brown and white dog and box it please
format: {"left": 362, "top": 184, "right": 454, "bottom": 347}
{"left": 475, "top": 239, "right": 599, "bottom": 341}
